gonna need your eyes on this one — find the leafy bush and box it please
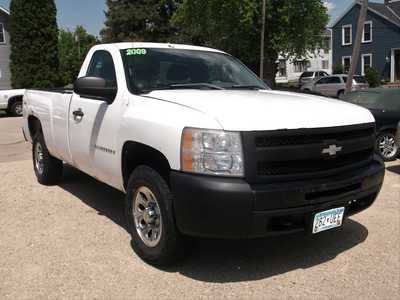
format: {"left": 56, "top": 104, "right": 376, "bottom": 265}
{"left": 332, "top": 64, "right": 344, "bottom": 74}
{"left": 364, "top": 67, "right": 380, "bottom": 87}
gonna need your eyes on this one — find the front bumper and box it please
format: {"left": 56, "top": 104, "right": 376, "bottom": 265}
{"left": 170, "top": 158, "right": 385, "bottom": 239}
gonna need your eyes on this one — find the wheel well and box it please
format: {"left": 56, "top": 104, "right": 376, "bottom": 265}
{"left": 27, "top": 115, "right": 42, "bottom": 139}
{"left": 337, "top": 90, "right": 345, "bottom": 97}
{"left": 7, "top": 95, "right": 23, "bottom": 111}
{"left": 377, "top": 128, "right": 396, "bottom": 136}
{"left": 122, "top": 141, "right": 171, "bottom": 190}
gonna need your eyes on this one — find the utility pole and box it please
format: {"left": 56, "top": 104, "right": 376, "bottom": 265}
{"left": 75, "top": 33, "right": 81, "bottom": 59}
{"left": 260, "top": 0, "right": 266, "bottom": 80}
{"left": 345, "top": 0, "right": 368, "bottom": 95}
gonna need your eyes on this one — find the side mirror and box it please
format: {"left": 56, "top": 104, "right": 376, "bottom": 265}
{"left": 73, "top": 77, "right": 117, "bottom": 104}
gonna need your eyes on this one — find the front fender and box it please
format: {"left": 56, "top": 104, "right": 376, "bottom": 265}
{"left": 118, "top": 96, "right": 222, "bottom": 171}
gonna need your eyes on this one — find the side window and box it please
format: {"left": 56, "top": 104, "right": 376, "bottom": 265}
{"left": 316, "top": 77, "right": 328, "bottom": 84}
{"left": 86, "top": 50, "right": 117, "bottom": 85}
{"left": 326, "top": 77, "right": 341, "bottom": 84}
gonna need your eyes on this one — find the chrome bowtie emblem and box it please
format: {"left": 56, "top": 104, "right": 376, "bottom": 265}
{"left": 322, "top": 144, "right": 342, "bottom": 156}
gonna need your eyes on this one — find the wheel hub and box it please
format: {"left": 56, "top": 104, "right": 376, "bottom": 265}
{"left": 143, "top": 207, "right": 157, "bottom": 224}
{"left": 35, "top": 143, "right": 44, "bottom": 175}
{"left": 133, "top": 186, "right": 162, "bottom": 248}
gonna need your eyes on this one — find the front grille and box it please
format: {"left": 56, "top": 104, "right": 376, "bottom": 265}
{"left": 257, "top": 149, "right": 373, "bottom": 176}
{"left": 255, "top": 127, "right": 375, "bottom": 147}
{"left": 242, "top": 123, "right": 376, "bottom": 183}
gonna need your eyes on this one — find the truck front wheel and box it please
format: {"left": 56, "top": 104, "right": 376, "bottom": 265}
{"left": 32, "top": 133, "right": 63, "bottom": 185}
{"left": 125, "top": 166, "right": 184, "bottom": 266}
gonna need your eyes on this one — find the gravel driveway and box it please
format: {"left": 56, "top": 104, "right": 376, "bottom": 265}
{"left": 0, "top": 117, "right": 399, "bottom": 299}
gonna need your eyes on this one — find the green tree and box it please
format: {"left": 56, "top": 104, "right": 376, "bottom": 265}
{"left": 9, "top": 0, "right": 59, "bottom": 88}
{"left": 101, "top": 0, "right": 179, "bottom": 42}
{"left": 172, "top": 0, "right": 329, "bottom": 86}
{"left": 58, "top": 26, "right": 97, "bottom": 86}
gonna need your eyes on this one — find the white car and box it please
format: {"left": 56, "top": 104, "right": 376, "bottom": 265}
{"left": 298, "top": 70, "right": 329, "bottom": 87}
{"left": 301, "top": 74, "right": 368, "bottom": 99}
{"left": 0, "top": 89, "right": 25, "bottom": 116}
{"left": 23, "top": 43, "right": 385, "bottom": 266}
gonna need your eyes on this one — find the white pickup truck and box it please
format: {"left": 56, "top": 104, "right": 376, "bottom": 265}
{"left": 23, "top": 43, "right": 385, "bottom": 266}
{"left": 0, "top": 89, "right": 25, "bottom": 116}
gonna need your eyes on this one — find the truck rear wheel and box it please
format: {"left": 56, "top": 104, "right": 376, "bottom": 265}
{"left": 32, "top": 133, "right": 63, "bottom": 185}
{"left": 125, "top": 166, "right": 184, "bottom": 266}
{"left": 9, "top": 101, "right": 23, "bottom": 117}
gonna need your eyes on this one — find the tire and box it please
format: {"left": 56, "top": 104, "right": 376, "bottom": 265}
{"left": 32, "top": 132, "right": 63, "bottom": 185}
{"left": 337, "top": 90, "right": 345, "bottom": 99}
{"left": 10, "top": 101, "right": 23, "bottom": 117}
{"left": 376, "top": 132, "right": 399, "bottom": 162}
{"left": 125, "top": 165, "right": 184, "bottom": 266}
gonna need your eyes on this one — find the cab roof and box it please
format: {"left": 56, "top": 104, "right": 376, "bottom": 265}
{"left": 110, "top": 42, "right": 226, "bottom": 54}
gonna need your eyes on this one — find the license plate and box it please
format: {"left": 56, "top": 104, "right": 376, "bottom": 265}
{"left": 312, "top": 207, "right": 345, "bottom": 234}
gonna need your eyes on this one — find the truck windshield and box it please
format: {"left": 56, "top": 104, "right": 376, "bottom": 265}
{"left": 121, "top": 48, "right": 268, "bottom": 94}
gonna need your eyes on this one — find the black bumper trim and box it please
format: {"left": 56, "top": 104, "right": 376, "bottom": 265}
{"left": 170, "top": 159, "right": 384, "bottom": 239}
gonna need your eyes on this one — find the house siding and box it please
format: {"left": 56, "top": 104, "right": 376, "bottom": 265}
{"left": 0, "top": 11, "right": 11, "bottom": 90}
{"left": 332, "top": 3, "right": 400, "bottom": 81}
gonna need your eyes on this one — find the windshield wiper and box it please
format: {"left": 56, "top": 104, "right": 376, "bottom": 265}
{"left": 167, "top": 83, "right": 224, "bottom": 90}
{"left": 132, "top": 83, "right": 223, "bottom": 95}
{"left": 228, "top": 85, "right": 265, "bottom": 90}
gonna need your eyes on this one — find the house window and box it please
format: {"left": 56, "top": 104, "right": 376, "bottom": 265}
{"left": 294, "top": 60, "right": 309, "bottom": 73}
{"left": 342, "top": 25, "right": 352, "bottom": 46}
{"left": 361, "top": 53, "right": 372, "bottom": 75}
{"left": 363, "top": 21, "right": 372, "bottom": 43}
{"left": 320, "top": 36, "right": 331, "bottom": 52}
{"left": 342, "top": 56, "right": 352, "bottom": 73}
{"left": 322, "top": 60, "right": 329, "bottom": 70}
{"left": 278, "top": 59, "right": 287, "bottom": 77}
{"left": 0, "top": 23, "right": 5, "bottom": 44}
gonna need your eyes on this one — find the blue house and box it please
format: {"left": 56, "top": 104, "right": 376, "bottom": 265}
{"left": 331, "top": 0, "right": 400, "bottom": 83}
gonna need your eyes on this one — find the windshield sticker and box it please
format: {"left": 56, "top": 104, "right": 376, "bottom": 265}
{"left": 126, "top": 48, "right": 147, "bottom": 56}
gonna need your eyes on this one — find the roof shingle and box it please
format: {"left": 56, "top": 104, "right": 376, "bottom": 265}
{"left": 368, "top": 1, "right": 400, "bottom": 26}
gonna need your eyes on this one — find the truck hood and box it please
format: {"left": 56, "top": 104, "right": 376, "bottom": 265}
{"left": 146, "top": 89, "right": 374, "bottom": 131}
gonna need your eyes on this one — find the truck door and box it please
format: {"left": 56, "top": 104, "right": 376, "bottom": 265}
{"left": 68, "top": 50, "right": 118, "bottom": 178}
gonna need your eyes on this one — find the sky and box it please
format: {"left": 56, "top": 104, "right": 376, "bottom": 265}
{"left": 0, "top": 0, "right": 386, "bottom": 37}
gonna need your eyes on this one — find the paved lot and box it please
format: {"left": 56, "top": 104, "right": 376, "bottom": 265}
{"left": 0, "top": 116, "right": 399, "bottom": 299}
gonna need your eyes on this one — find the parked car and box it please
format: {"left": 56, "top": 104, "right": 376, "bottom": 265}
{"left": 344, "top": 88, "right": 400, "bottom": 161}
{"left": 298, "top": 71, "right": 329, "bottom": 87}
{"left": 0, "top": 89, "right": 25, "bottom": 116}
{"left": 301, "top": 75, "right": 368, "bottom": 99}
{"left": 23, "top": 43, "right": 384, "bottom": 266}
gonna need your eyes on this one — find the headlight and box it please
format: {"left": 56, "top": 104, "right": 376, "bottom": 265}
{"left": 181, "top": 128, "right": 244, "bottom": 177}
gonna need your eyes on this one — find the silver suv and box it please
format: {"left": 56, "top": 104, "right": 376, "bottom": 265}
{"left": 301, "top": 74, "right": 369, "bottom": 99}
{"left": 298, "top": 71, "right": 329, "bottom": 87}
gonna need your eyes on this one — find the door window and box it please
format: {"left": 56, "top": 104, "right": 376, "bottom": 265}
{"left": 87, "top": 50, "right": 117, "bottom": 84}
{"left": 325, "top": 77, "right": 341, "bottom": 84}
{"left": 318, "top": 77, "right": 340, "bottom": 84}
{"left": 316, "top": 77, "right": 329, "bottom": 84}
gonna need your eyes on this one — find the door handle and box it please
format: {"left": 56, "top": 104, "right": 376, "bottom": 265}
{"left": 72, "top": 108, "right": 84, "bottom": 120}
